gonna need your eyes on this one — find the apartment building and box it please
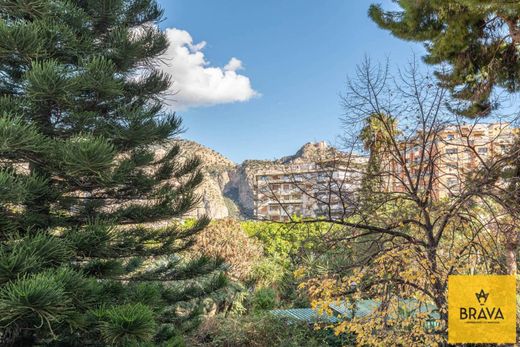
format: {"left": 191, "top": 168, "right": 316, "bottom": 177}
{"left": 253, "top": 156, "right": 365, "bottom": 221}
{"left": 385, "top": 122, "right": 517, "bottom": 198}
{"left": 253, "top": 124, "right": 517, "bottom": 221}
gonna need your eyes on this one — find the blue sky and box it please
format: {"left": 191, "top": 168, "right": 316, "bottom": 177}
{"left": 156, "top": 1, "right": 423, "bottom": 163}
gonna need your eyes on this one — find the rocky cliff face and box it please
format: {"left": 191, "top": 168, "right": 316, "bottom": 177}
{"left": 172, "top": 140, "right": 239, "bottom": 219}
{"left": 224, "top": 160, "right": 274, "bottom": 218}
{"left": 174, "top": 140, "right": 346, "bottom": 219}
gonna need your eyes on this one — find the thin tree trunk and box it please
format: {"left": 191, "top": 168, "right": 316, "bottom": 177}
{"left": 505, "top": 231, "right": 519, "bottom": 275}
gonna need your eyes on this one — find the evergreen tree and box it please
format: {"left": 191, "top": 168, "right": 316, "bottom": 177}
{"left": 369, "top": 1, "right": 520, "bottom": 117}
{"left": 0, "top": 0, "right": 226, "bottom": 345}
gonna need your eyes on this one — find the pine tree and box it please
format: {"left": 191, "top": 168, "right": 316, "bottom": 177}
{"left": 0, "top": 1, "right": 226, "bottom": 345}
{"left": 369, "top": 1, "right": 520, "bottom": 117}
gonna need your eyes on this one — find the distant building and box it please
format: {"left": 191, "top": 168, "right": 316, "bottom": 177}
{"left": 253, "top": 143, "right": 366, "bottom": 221}
{"left": 385, "top": 122, "right": 518, "bottom": 199}
{"left": 253, "top": 124, "right": 518, "bottom": 221}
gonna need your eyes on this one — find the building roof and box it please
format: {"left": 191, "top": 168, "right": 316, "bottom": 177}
{"left": 270, "top": 299, "right": 439, "bottom": 325}
{"left": 270, "top": 308, "right": 340, "bottom": 324}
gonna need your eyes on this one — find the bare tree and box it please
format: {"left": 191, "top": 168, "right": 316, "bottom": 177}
{"left": 261, "top": 57, "right": 520, "bottom": 342}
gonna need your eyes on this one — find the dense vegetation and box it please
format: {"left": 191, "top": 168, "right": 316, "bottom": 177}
{"left": 2, "top": 1, "right": 519, "bottom": 346}
{"left": 184, "top": 219, "right": 355, "bottom": 346}
{"left": 0, "top": 1, "right": 225, "bottom": 345}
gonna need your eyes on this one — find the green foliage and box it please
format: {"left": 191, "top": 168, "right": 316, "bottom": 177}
{"left": 369, "top": 1, "right": 520, "bottom": 117}
{"left": 251, "top": 287, "right": 278, "bottom": 311}
{"left": 242, "top": 221, "right": 343, "bottom": 281}
{"left": 0, "top": 169, "right": 49, "bottom": 205}
{"left": 0, "top": 270, "right": 74, "bottom": 336}
{"left": 95, "top": 303, "right": 156, "bottom": 346}
{"left": 0, "top": 0, "right": 226, "bottom": 345}
{"left": 240, "top": 221, "right": 348, "bottom": 310}
{"left": 25, "top": 60, "right": 74, "bottom": 106}
{"left": 0, "top": 115, "right": 49, "bottom": 155}
{"left": 64, "top": 219, "right": 113, "bottom": 257}
{"left": 190, "top": 313, "right": 354, "bottom": 347}
{"left": 57, "top": 135, "right": 116, "bottom": 179}
{"left": 0, "top": 233, "right": 73, "bottom": 284}
{"left": 242, "top": 221, "right": 335, "bottom": 261}
{"left": 249, "top": 257, "right": 286, "bottom": 288}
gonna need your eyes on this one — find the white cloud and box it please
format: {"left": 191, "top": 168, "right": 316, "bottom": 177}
{"left": 224, "top": 57, "right": 243, "bottom": 72}
{"left": 158, "top": 28, "right": 259, "bottom": 109}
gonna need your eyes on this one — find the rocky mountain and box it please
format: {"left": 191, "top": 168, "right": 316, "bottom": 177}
{"left": 174, "top": 140, "right": 346, "bottom": 219}
{"left": 171, "top": 140, "right": 238, "bottom": 219}
{"left": 278, "top": 140, "right": 338, "bottom": 164}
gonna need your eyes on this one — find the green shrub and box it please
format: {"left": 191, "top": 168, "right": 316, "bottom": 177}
{"left": 189, "top": 313, "right": 331, "bottom": 347}
{"left": 0, "top": 233, "right": 74, "bottom": 285}
{"left": 248, "top": 257, "right": 286, "bottom": 287}
{"left": 241, "top": 221, "right": 343, "bottom": 270}
{"left": 251, "top": 287, "right": 278, "bottom": 311}
{"left": 94, "top": 303, "right": 156, "bottom": 346}
{"left": 240, "top": 221, "right": 348, "bottom": 309}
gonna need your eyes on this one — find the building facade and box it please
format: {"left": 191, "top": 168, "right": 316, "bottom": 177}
{"left": 253, "top": 124, "right": 517, "bottom": 221}
{"left": 385, "top": 122, "right": 517, "bottom": 199}
{"left": 253, "top": 157, "right": 365, "bottom": 221}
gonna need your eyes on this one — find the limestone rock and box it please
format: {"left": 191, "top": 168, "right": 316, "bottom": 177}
{"left": 172, "top": 140, "right": 347, "bottom": 219}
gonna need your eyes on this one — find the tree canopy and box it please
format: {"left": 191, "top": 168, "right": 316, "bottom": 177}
{"left": 369, "top": 0, "right": 520, "bottom": 117}
{"left": 0, "top": 0, "right": 225, "bottom": 345}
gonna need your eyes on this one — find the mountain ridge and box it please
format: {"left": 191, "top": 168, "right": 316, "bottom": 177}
{"left": 175, "top": 139, "right": 346, "bottom": 219}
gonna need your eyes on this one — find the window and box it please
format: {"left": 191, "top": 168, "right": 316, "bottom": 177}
{"left": 269, "top": 205, "right": 280, "bottom": 212}
{"left": 317, "top": 172, "right": 328, "bottom": 180}
{"left": 291, "top": 193, "right": 302, "bottom": 201}
{"left": 292, "top": 174, "right": 302, "bottom": 182}
{"left": 446, "top": 148, "right": 457, "bottom": 155}
{"left": 446, "top": 134, "right": 455, "bottom": 140}
{"left": 477, "top": 147, "right": 488, "bottom": 154}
